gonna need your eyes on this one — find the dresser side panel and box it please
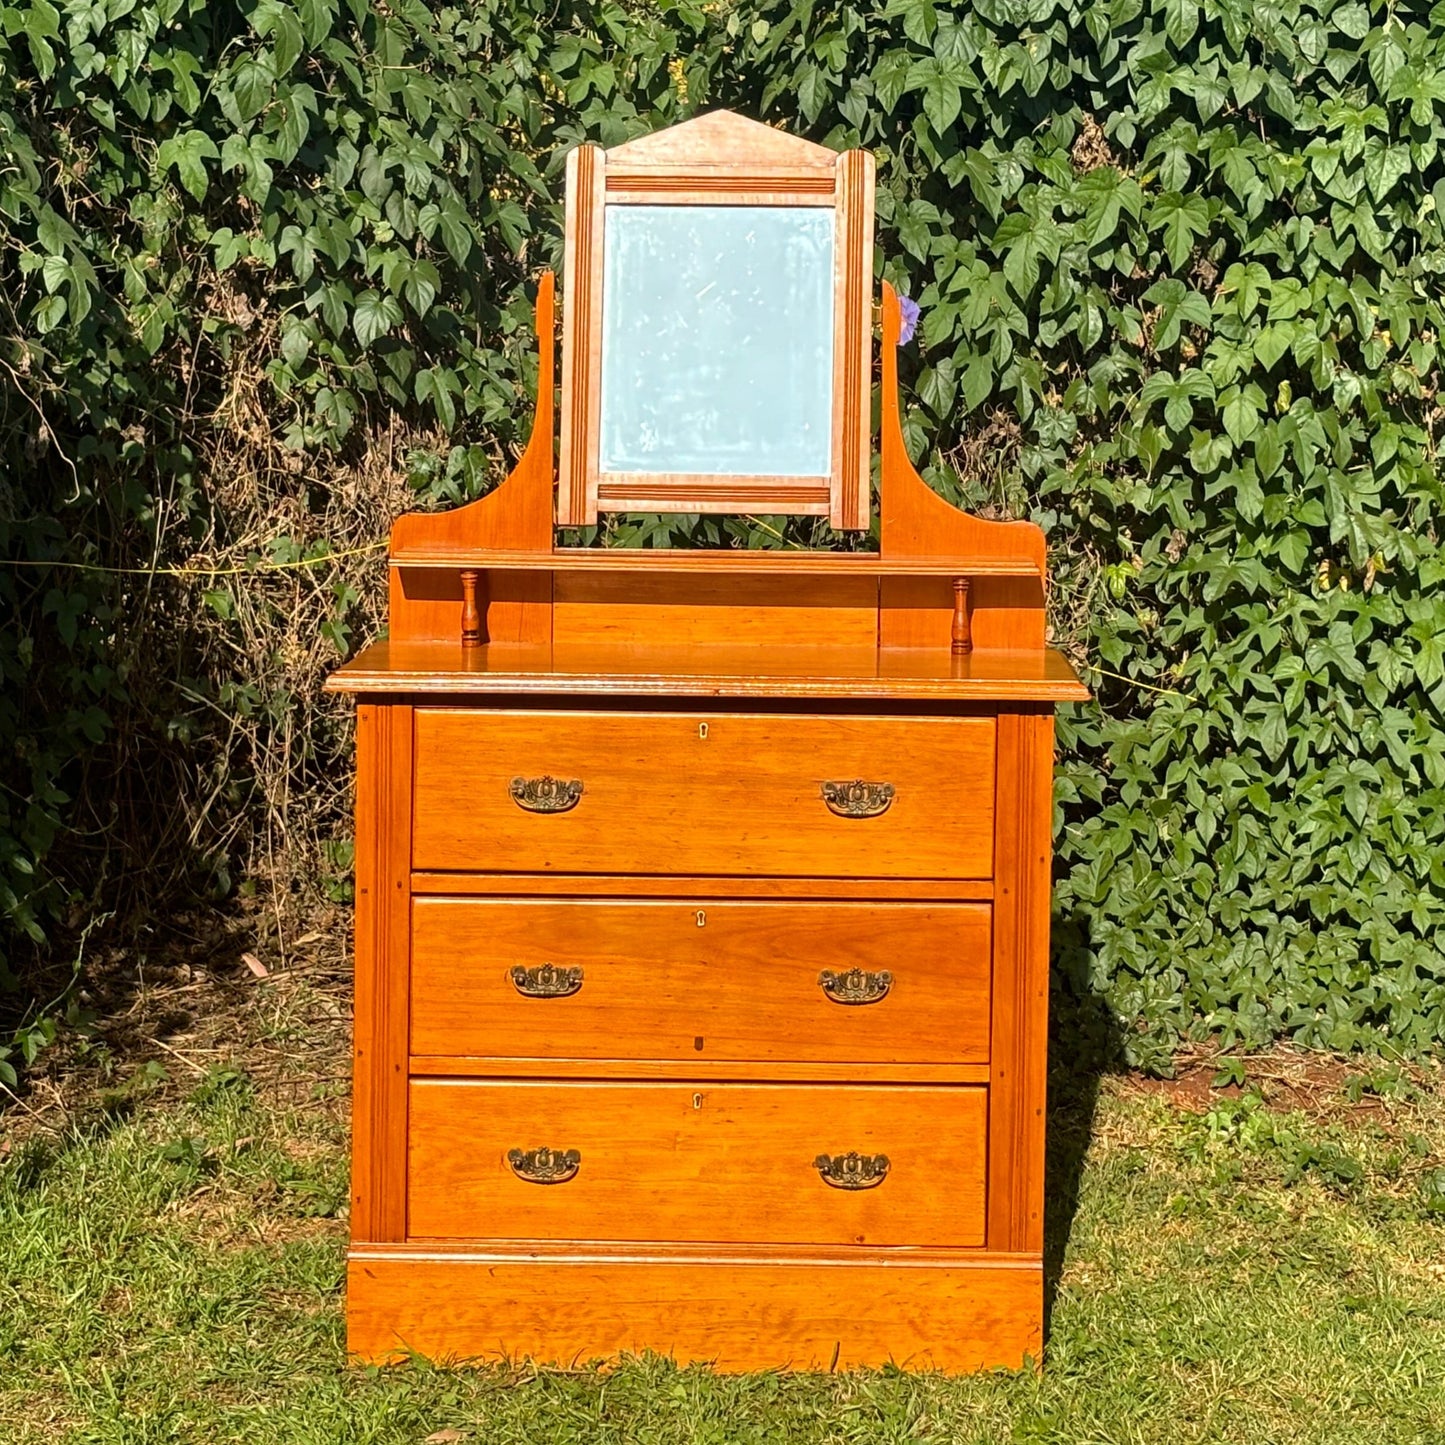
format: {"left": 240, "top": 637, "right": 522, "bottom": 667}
{"left": 987, "top": 707, "right": 1053, "bottom": 1254}
{"left": 350, "top": 702, "right": 413, "bottom": 1243}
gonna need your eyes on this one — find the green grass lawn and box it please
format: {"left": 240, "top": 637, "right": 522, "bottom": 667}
{"left": 2, "top": 953, "right": 1443, "bottom": 1444}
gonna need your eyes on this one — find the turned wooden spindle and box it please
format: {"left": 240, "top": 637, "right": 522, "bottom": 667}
{"left": 951, "top": 577, "right": 973, "bottom": 656}
{"left": 460, "top": 568, "right": 484, "bottom": 648}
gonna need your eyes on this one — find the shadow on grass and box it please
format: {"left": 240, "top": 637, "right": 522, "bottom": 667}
{"left": 1043, "top": 907, "right": 1124, "bottom": 1339}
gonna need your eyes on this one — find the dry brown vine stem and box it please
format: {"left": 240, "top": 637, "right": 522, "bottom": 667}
{"left": 61, "top": 357, "right": 456, "bottom": 936}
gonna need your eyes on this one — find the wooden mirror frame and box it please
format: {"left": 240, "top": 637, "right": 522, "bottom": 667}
{"left": 556, "top": 111, "right": 876, "bottom": 532}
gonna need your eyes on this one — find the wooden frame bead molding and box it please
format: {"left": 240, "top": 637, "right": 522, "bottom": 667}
{"left": 327, "top": 108, "right": 1088, "bottom": 1374}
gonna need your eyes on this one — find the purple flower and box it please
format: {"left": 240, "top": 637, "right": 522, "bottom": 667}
{"left": 897, "top": 294, "right": 920, "bottom": 346}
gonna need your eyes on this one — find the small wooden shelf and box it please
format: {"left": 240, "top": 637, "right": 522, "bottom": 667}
{"left": 326, "top": 640, "right": 1089, "bottom": 701}
{"left": 387, "top": 546, "right": 1043, "bottom": 578}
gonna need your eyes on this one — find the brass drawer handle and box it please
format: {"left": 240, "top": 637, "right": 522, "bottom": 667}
{"left": 511, "top": 963, "right": 583, "bottom": 998}
{"left": 821, "top": 780, "right": 895, "bottom": 818}
{"left": 510, "top": 775, "right": 583, "bottom": 813}
{"left": 819, "top": 968, "right": 892, "bottom": 1005}
{"left": 815, "top": 1152, "right": 890, "bottom": 1190}
{"left": 508, "top": 1146, "right": 581, "bottom": 1184}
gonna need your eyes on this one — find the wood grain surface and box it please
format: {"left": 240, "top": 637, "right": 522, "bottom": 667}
{"left": 409, "top": 897, "right": 992, "bottom": 1063}
{"left": 551, "top": 572, "right": 880, "bottom": 650}
{"left": 406, "top": 1079, "right": 987, "bottom": 1247}
{"left": 384, "top": 548, "right": 1043, "bottom": 576}
{"left": 349, "top": 703, "right": 412, "bottom": 1242}
{"left": 387, "top": 274, "right": 555, "bottom": 646}
{"left": 326, "top": 640, "right": 1090, "bottom": 701}
{"left": 988, "top": 707, "right": 1054, "bottom": 1253}
{"left": 409, "top": 872, "right": 994, "bottom": 900}
{"left": 410, "top": 708, "right": 996, "bottom": 877}
{"left": 878, "top": 283, "right": 1050, "bottom": 651}
{"left": 409, "top": 1057, "right": 992, "bottom": 1084}
{"left": 347, "top": 1246, "right": 1041, "bottom": 1371}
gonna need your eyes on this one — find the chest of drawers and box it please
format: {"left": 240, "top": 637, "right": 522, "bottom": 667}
{"left": 328, "top": 673, "right": 1082, "bottom": 1371}
{"left": 326, "top": 114, "right": 1088, "bottom": 1370}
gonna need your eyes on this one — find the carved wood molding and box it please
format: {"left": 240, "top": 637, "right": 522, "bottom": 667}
{"left": 834, "top": 148, "right": 875, "bottom": 531}
{"left": 596, "top": 476, "right": 832, "bottom": 515}
{"left": 558, "top": 144, "right": 604, "bottom": 527}
{"left": 605, "top": 166, "right": 837, "bottom": 202}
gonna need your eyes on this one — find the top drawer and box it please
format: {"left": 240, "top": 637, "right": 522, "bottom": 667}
{"left": 412, "top": 708, "right": 995, "bottom": 878}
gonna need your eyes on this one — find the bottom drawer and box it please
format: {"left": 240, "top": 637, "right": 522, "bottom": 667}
{"left": 407, "top": 1079, "right": 986, "bottom": 1248}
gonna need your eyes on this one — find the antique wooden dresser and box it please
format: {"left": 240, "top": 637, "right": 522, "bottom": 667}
{"left": 327, "top": 111, "right": 1088, "bottom": 1372}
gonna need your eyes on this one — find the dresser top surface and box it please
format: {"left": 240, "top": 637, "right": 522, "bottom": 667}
{"left": 325, "top": 640, "right": 1090, "bottom": 702}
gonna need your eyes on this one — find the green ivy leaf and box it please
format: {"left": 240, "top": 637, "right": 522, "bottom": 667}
{"left": 992, "top": 209, "right": 1061, "bottom": 301}
{"left": 32, "top": 293, "right": 66, "bottom": 332}
{"left": 253, "top": 0, "right": 305, "bottom": 77}
{"left": 1074, "top": 166, "right": 1144, "bottom": 245}
{"left": 227, "top": 54, "right": 277, "bottom": 124}
{"left": 1307, "top": 623, "right": 1368, "bottom": 684}
{"left": 1254, "top": 323, "right": 1294, "bottom": 371}
{"left": 157, "top": 129, "right": 220, "bottom": 201}
{"left": 917, "top": 355, "right": 958, "bottom": 414}
{"left": 1221, "top": 383, "right": 1266, "bottom": 446}
{"left": 279, "top": 225, "right": 318, "bottom": 284}
{"left": 1334, "top": 3, "right": 1371, "bottom": 39}
{"left": 1254, "top": 424, "right": 1284, "bottom": 479}
{"left": 352, "top": 290, "right": 403, "bottom": 348}
{"left": 279, "top": 318, "right": 311, "bottom": 368}
{"left": 906, "top": 55, "right": 965, "bottom": 134}
{"left": 415, "top": 366, "right": 458, "bottom": 431}
{"left": 1278, "top": 531, "right": 1310, "bottom": 572}
{"left": 1217, "top": 261, "right": 1270, "bottom": 319}
{"left": 1141, "top": 367, "right": 1215, "bottom": 430}
{"left": 1361, "top": 137, "right": 1412, "bottom": 203}
{"left": 419, "top": 200, "right": 473, "bottom": 265}
{"left": 210, "top": 226, "right": 249, "bottom": 271}
{"left": 1234, "top": 463, "right": 1263, "bottom": 522}
{"left": 1164, "top": 0, "right": 1199, "bottom": 49}
{"left": 961, "top": 351, "right": 993, "bottom": 411}
{"left": 1150, "top": 192, "right": 1211, "bottom": 271}
{"left": 796, "top": 63, "right": 830, "bottom": 124}
{"left": 1142, "top": 278, "right": 1212, "bottom": 350}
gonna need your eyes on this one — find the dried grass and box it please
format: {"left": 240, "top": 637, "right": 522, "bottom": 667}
{"left": 55, "top": 300, "right": 470, "bottom": 955}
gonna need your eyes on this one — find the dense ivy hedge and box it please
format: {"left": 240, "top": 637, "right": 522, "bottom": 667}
{"left": 2, "top": 0, "right": 1443, "bottom": 1071}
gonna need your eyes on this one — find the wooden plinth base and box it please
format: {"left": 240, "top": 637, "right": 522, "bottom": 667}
{"left": 347, "top": 1245, "right": 1042, "bottom": 1373}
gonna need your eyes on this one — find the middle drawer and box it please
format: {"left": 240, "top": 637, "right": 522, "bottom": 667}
{"left": 410, "top": 898, "right": 993, "bottom": 1064}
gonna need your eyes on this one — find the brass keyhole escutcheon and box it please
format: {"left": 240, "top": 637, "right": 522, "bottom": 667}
{"left": 696, "top": 909, "right": 706, "bottom": 927}
{"left": 693, "top": 1093, "right": 703, "bottom": 1109}
{"left": 698, "top": 722, "right": 709, "bottom": 740}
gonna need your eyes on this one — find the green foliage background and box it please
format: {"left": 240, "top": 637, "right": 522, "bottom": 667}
{"left": 2, "top": 0, "right": 1443, "bottom": 1072}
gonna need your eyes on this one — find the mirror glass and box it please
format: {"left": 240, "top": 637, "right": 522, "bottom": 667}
{"left": 598, "top": 204, "right": 834, "bottom": 478}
